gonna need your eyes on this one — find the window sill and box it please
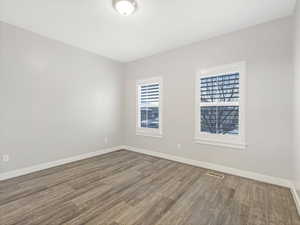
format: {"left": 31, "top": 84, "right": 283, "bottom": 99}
{"left": 136, "top": 132, "right": 163, "bottom": 138}
{"left": 194, "top": 138, "right": 246, "bottom": 150}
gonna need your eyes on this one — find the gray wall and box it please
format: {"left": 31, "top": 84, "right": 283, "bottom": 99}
{"left": 0, "top": 16, "right": 295, "bottom": 181}
{"left": 124, "top": 17, "right": 294, "bottom": 179}
{"left": 293, "top": 0, "right": 300, "bottom": 194}
{"left": 0, "top": 22, "right": 124, "bottom": 173}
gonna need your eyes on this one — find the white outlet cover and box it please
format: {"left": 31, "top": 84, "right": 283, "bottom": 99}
{"left": 3, "top": 154, "right": 9, "bottom": 162}
{"left": 177, "top": 144, "right": 181, "bottom": 149}
{"left": 104, "top": 137, "right": 108, "bottom": 144}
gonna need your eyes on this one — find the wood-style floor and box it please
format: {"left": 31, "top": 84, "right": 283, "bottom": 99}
{"left": 1, "top": 150, "right": 299, "bottom": 225}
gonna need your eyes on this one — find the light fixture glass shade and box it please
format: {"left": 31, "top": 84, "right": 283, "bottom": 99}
{"left": 113, "top": 0, "right": 137, "bottom": 16}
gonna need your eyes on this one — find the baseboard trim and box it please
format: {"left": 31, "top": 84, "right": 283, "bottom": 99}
{"left": 0, "top": 146, "right": 122, "bottom": 181}
{"left": 291, "top": 184, "right": 300, "bottom": 216}
{"left": 122, "top": 145, "right": 292, "bottom": 188}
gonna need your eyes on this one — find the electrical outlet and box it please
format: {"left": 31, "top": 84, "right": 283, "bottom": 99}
{"left": 104, "top": 137, "right": 108, "bottom": 144}
{"left": 3, "top": 154, "right": 9, "bottom": 162}
{"left": 177, "top": 144, "right": 181, "bottom": 149}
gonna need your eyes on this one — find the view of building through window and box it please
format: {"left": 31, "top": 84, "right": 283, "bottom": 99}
{"left": 139, "top": 83, "right": 160, "bottom": 129}
{"left": 141, "top": 107, "right": 159, "bottom": 128}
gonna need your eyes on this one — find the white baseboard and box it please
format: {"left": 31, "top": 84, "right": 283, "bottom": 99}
{"left": 0, "top": 144, "right": 292, "bottom": 188}
{"left": 122, "top": 145, "right": 292, "bottom": 188}
{"left": 0, "top": 146, "right": 122, "bottom": 181}
{"left": 291, "top": 184, "right": 300, "bottom": 216}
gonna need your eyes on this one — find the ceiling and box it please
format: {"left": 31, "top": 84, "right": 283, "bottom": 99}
{"left": 0, "top": 0, "right": 296, "bottom": 62}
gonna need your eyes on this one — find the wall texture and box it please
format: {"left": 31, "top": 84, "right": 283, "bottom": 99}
{"left": 293, "top": 0, "right": 300, "bottom": 194}
{"left": 124, "top": 17, "right": 294, "bottom": 179}
{"left": 0, "top": 22, "right": 124, "bottom": 173}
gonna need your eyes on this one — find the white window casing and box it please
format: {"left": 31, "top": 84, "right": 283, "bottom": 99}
{"left": 195, "top": 62, "right": 246, "bottom": 149}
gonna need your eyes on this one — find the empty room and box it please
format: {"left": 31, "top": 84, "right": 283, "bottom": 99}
{"left": 1, "top": 0, "right": 300, "bottom": 224}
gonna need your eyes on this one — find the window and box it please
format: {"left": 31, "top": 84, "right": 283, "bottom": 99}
{"left": 136, "top": 77, "right": 162, "bottom": 137}
{"left": 195, "top": 62, "right": 246, "bottom": 149}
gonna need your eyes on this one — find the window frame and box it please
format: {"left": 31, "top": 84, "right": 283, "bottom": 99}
{"left": 195, "top": 62, "right": 246, "bottom": 149}
{"left": 136, "top": 77, "right": 163, "bottom": 138}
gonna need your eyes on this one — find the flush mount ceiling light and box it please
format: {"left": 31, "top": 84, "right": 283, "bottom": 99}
{"left": 113, "top": 0, "right": 138, "bottom": 16}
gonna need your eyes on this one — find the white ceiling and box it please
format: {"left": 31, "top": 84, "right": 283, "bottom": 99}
{"left": 0, "top": 0, "right": 296, "bottom": 62}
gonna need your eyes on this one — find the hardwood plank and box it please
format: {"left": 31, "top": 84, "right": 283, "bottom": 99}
{"left": 0, "top": 150, "right": 299, "bottom": 225}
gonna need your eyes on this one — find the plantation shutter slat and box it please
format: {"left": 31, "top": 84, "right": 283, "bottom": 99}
{"left": 140, "top": 84, "right": 160, "bottom": 105}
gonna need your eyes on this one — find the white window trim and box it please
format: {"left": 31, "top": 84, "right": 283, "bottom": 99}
{"left": 194, "top": 62, "right": 246, "bottom": 149}
{"left": 136, "top": 77, "right": 163, "bottom": 138}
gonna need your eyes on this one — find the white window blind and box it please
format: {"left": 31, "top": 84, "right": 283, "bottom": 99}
{"left": 136, "top": 77, "right": 162, "bottom": 137}
{"left": 140, "top": 83, "right": 160, "bottom": 129}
